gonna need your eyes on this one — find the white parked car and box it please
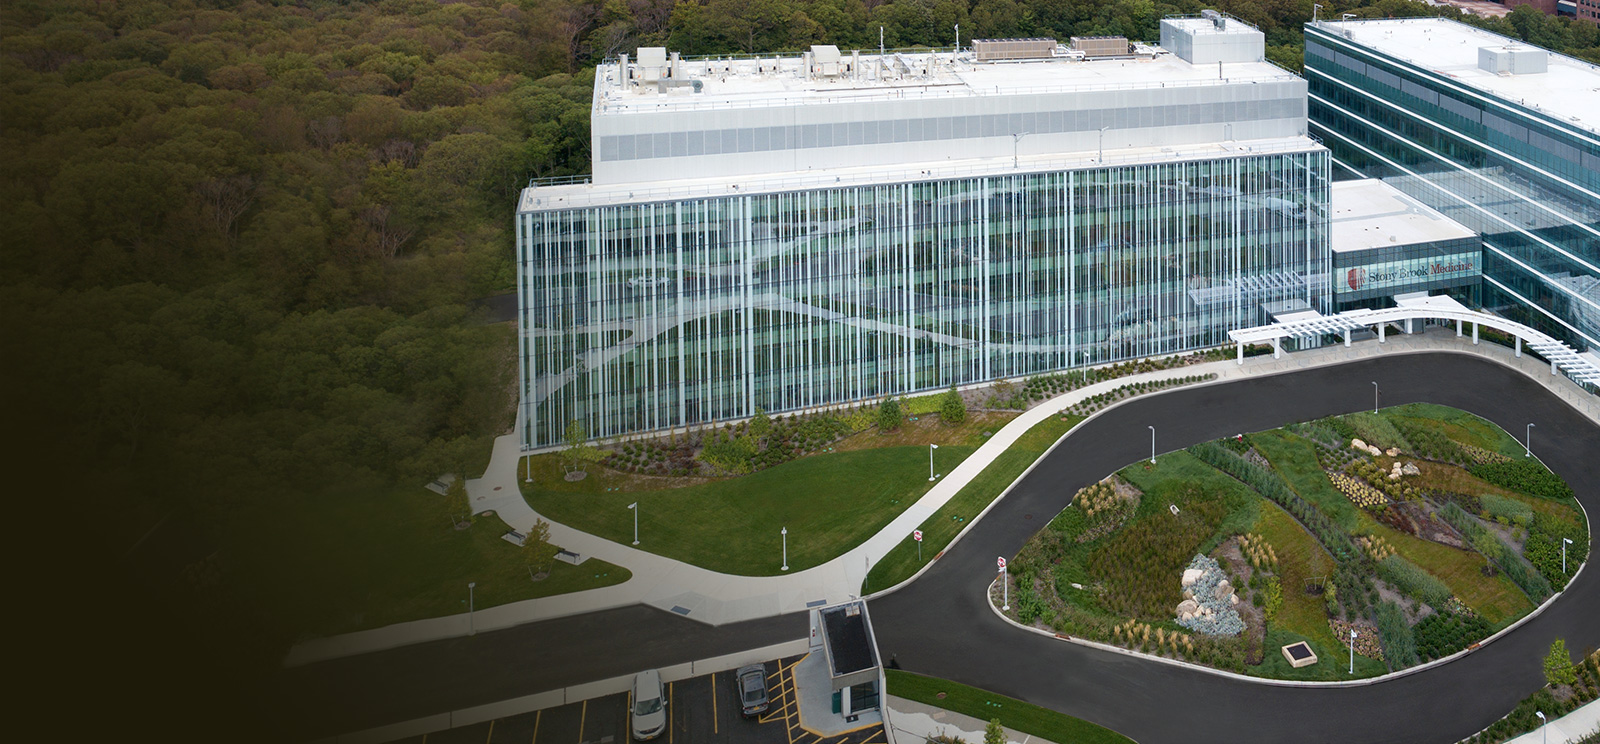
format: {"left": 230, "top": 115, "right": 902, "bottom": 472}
{"left": 631, "top": 669, "right": 667, "bottom": 740}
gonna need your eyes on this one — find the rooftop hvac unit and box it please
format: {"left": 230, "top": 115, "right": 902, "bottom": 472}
{"left": 1201, "top": 9, "right": 1226, "bottom": 29}
{"left": 811, "top": 44, "right": 842, "bottom": 77}
{"left": 972, "top": 38, "right": 1057, "bottom": 61}
{"left": 636, "top": 47, "right": 668, "bottom": 82}
{"left": 1479, "top": 45, "right": 1548, "bottom": 75}
{"left": 1070, "top": 36, "right": 1130, "bottom": 58}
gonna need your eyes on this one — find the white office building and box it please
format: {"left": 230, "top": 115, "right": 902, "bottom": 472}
{"left": 516, "top": 14, "right": 1332, "bottom": 448}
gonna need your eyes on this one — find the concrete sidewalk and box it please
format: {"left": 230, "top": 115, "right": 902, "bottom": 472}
{"left": 1504, "top": 698, "right": 1600, "bottom": 744}
{"left": 285, "top": 326, "right": 1598, "bottom": 666}
{"left": 885, "top": 694, "right": 1058, "bottom": 744}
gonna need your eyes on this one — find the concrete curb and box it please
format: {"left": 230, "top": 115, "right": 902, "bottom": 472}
{"left": 307, "top": 637, "right": 810, "bottom": 744}
{"left": 974, "top": 345, "right": 1592, "bottom": 688}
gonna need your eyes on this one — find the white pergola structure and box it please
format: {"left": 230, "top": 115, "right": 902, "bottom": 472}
{"left": 1228, "top": 293, "right": 1600, "bottom": 388}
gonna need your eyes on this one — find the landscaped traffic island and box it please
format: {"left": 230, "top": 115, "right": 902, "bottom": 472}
{"left": 995, "top": 404, "right": 1587, "bottom": 681}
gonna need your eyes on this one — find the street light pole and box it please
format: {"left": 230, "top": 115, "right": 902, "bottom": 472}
{"left": 1313, "top": 3, "right": 1321, "bottom": 22}
{"left": 929, "top": 444, "right": 939, "bottom": 481}
{"left": 525, "top": 450, "right": 533, "bottom": 483}
{"left": 1526, "top": 423, "right": 1535, "bottom": 457}
{"left": 1563, "top": 537, "right": 1573, "bottom": 575}
{"left": 1371, "top": 381, "right": 1379, "bottom": 413}
{"left": 781, "top": 527, "right": 788, "bottom": 571}
{"left": 1536, "top": 711, "right": 1546, "bottom": 744}
{"left": 628, "top": 502, "right": 639, "bottom": 545}
{"left": 468, "top": 582, "right": 477, "bottom": 636}
{"left": 1148, "top": 426, "right": 1156, "bottom": 464}
{"left": 1349, "top": 629, "right": 1357, "bottom": 674}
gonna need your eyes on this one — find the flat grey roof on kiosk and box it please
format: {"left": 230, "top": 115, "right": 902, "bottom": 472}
{"left": 1315, "top": 18, "right": 1600, "bottom": 135}
{"left": 1330, "top": 179, "right": 1478, "bottom": 253}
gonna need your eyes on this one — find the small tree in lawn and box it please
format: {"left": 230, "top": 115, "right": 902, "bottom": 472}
{"left": 1545, "top": 638, "right": 1577, "bottom": 687}
{"left": 521, "top": 519, "right": 558, "bottom": 580}
{"left": 984, "top": 718, "right": 1005, "bottom": 744}
{"left": 444, "top": 477, "right": 470, "bottom": 529}
{"left": 561, "top": 419, "right": 588, "bottom": 475}
{"left": 877, "top": 397, "right": 902, "bottom": 432}
{"left": 940, "top": 385, "right": 967, "bottom": 425}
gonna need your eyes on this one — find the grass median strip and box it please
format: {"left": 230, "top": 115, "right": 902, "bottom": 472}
{"left": 863, "top": 414, "right": 1083, "bottom": 594}
{"left": 885, "top": 668, "right": 1134, "bottom": 744}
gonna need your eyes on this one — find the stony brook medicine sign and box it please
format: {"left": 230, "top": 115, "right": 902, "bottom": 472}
{"left": 1338, "top": 253, "right": 1480, "bottom": 295}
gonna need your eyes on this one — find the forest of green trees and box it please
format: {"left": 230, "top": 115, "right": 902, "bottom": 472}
{"left": 4, "top": 0, "right": 1599, "bottom": 726}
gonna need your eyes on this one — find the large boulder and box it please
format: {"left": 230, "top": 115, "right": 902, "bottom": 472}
{"left": 1176, "top": 599, "right": 1200, "bottom": 618}
{"left": 1214, "top": 579, "right": 1233, "bottom": 600}
{"left": 1181, "top": 568, "right": 1205, "bottom": 587}
{"left": 1351, "top": 438, "right": 1368, "bottom": 451}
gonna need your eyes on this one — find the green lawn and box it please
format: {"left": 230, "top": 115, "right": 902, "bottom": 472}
{"left": 230, "top": 485, "right": 630, "bottom": 638}
{"left": 525, "top": 445, "right": 974, "bottom": 575}
{"left": 1381, "top": 403, "right": 1525, "bottom": 457}
{"left": 1252, "top": 501, "right": 1351, "bottom": 665}
{"left": 1355, "top": 511, "right": 1532, "bottom": 625}
{"left": 884, "top": 669, "right": 1134, "bottom": 744}
{"left": 1116, "top": 450, "right": 1260, "bottom": 550}
{"left": 1251, "top": 429, "right": 1359, "bottom": 533}
{"left": 1256, "top": 627, "right": 1387, "bottom": 681}
{"left": 862, "top": 414, "right": 1082, "bottom": 593}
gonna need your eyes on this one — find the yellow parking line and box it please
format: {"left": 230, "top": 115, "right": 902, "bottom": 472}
{"left": 711, "top": 672, "right": 718, "bottom": 734}
{"left": 531, "top": 710, "right": 541, "bottom": 744}
{"left": 578, "top": 700, "right": 587, "bottom": 744}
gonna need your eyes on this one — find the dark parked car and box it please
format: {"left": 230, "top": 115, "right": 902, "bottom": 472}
{"left": 735, "top": 664, "right": 769, "bottom": 717}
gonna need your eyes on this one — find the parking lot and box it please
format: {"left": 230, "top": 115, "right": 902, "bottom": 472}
{"left": 386, "top": 655, "right": 884, "bottom": 744}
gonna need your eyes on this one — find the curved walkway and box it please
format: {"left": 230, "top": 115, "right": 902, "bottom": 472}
{"left": 285, "top": 328, "right": 1598, "bottom": 666}
{"left": 275, "top": 343, "right": 1596, "bottom": 742}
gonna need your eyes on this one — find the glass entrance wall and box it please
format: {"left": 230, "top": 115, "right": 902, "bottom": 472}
{"left": 518, "top": 150, "right": 1331, "bottom": 448}
{"left": 1305, "top": 21, "right": 1600, "bottom": 351}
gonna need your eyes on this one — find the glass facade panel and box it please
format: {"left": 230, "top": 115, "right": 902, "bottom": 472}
{"left": 1305, "top": 24, "right": 1600, "bottom": 350}
{"left": 517, "top": 152, "right": 1331, "bottom": 448}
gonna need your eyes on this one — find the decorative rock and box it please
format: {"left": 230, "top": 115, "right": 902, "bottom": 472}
{"left": 1369, "top": 445, "right": 1383, "bottom": 456}
{"left": 1230, "top": 593, "right": 1239, "bottom": 605}
{"left": 1214, "top": 580, "right": 1232, "bottom": 600}
{"left": 1389, "top": 473, "right": 1401, "bottom": 480}
{"left": 1386, "top": 448, "right": 1399, "bottom": 457}
{"left": 1351, "top": 438, "right": 1368, "bottom": 451}
{"left": 1401, "top": 462, "right": 1421, "bottom": 475}
{"left": 1181, "top": 568, "right": 1205, "bottom": 587}
{"left": 1177, "top": 599, "right": 1200, "bottom": 617}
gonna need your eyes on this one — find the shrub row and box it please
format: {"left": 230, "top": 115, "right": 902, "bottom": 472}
{"left": 1470, "top": 459, "right": 1574, "bottom": 500}
{"left": 1413, "top": 611, "right": 1492, "bottom": 662}
{"left": 1376, "top": 554, "right": 1452, "bottom": 608}
{"left": 1188, "top": 441, "right": 1358, "bottom": 564}
{"left": 1439, "top": 502, "right": 1553, "bottom": 602}
{"left": 1374, "top": 600, "right": 1420, "bottom": 670}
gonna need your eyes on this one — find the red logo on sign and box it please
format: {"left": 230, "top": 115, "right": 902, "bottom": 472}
{"left": 997, "top": 556, "right": 1007, "bottom": 570}
{"left": 1347, "top": 268, "right": 1363, "bottom": 291}
{"left": 913, "top": 530, "right": 923, "bottom": 542}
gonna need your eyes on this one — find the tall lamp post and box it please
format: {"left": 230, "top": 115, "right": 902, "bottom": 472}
{"left": 1536, "top": 711, "right": 1546, "bottom": 744}
{"left": 781, "top": 527, "right": 789, "bottom": 572}
{"left": 1563, "top": 537, "right": 1574, "bottom": 575}
{"left": 628, "top": 502, "right": 639, "bottom": 545}
{"left": 1313, "top": 3, "right": 1322, "bottom": 22}
{"left": 1371, "top": 381, "right": 1379, "bottom": 413}
{"left": 1148, "top": 426, "right": 1156, "bottom": 464}
{"left": 467, "top": 581, "right": 477, "bottom": 636}
{"left": 928, "top": 444, "right": 939, "bottom": 481}
{"left": 1526, "top": 423, "right": 1536, "bottom": 457}
{"left": 524, "top": 450, "right": 533, "bottom": 483}
{"left": 1349, "top": 628, "right": 1357, "bottom": 674}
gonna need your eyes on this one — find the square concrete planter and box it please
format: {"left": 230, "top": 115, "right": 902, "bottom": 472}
{"left": 1282, "top": 641, "right": 1318, "bottom": 668}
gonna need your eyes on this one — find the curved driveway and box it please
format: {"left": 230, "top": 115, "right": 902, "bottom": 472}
{"left": 277, "top": 352, "right": 1597, "bottom": 743}
{"left": 872, "top": 352, "right": 1599, "bottom": 744}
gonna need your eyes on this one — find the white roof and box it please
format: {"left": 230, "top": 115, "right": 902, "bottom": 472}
{"left": 1163, "top": 17, "right": 1264, "bottom": 37}
{"left": 1316, "top": 18, "right": 1600, "bottom": 135}
{"left": 597, "top": 48, "right": 1299, "bottom": 117}
{"left": 1330, "top": 179, "right": 1478, "bottom": 253}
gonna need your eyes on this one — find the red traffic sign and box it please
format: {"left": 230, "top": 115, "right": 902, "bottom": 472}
{"left": 913, "top": 530, "right": 923, "bottom": 542}
{"left": 997, "top": 556, "right": 1007, "bottom": 570}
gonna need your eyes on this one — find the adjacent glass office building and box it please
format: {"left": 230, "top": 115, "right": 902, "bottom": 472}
{"left": 1305, "top": 18, "right": 1600, "bottom": 351}
{"left": 518, "top": 19, "right": 1330, "bottom": 447}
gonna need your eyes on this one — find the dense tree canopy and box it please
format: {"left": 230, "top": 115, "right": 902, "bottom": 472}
{"left": 3, "top": 0, "right": 1597, "bottom": 734}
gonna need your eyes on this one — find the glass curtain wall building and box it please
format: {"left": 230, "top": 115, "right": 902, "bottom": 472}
{"left": 518, "top": 18, "right": 1331, "bottom": 448}
{"left": 1305, "top": 18, "right": 1600, "bottom": 350}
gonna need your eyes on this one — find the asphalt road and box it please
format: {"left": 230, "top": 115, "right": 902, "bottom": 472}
{"left": 872, "top": 352, "right": 1600, "bottom": 744}
{"left": 276, "top": 352, "right": 1597, "bottom": 744}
